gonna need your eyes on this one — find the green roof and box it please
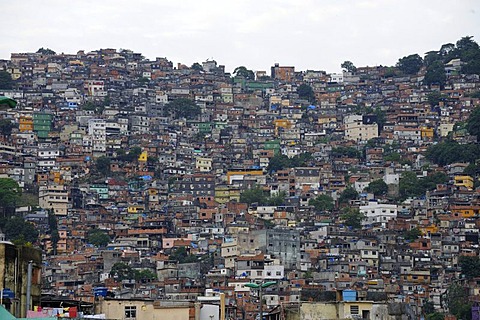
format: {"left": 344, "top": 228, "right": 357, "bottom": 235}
{"left": 0, "top": 96, "right": 17, "bottom": 108}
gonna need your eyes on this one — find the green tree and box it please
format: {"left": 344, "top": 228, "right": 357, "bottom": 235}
{"left": 423, "top": 300, "right": 435, "bottom": 316}
{"left": 384, "top": 152, "right": 401, "bottom": 162}
{"left": 403, "top": 228, "right": 422, "bottom": 241}
{"left": 365, "top": 179, "right": 388, "bottom": 197}
{"left": 110, "top": 262, "right": 135, "bottom": 281}
{"left": 397, "top": 54, "right": 423, "bottom": 75}
{"left": 427, "top": 91, "right": 447, "bottom": 107}
{"left": 440, "top": 43, "right": 456, "bottom": 58}
{"left": 341, "top": 61, "right": 357, "bottom": 73}
{"left": 426, "top": 313, "right": 444, "bottom": 320}
{"left": 424, "top": 51, "right": 442, "bottom": 67}
{"left": 383, "top": 67, "right": 398, "bottom": 78}
{"left": 467, "top": 106, "right": 480, "bottom": 138}
{"left": 164, "top": 98, "right": 201, "bottom": 119}
{"left": 445, "top": 282, "right": 472, "bottom": 320}
{"left": 309, "top": 194, "right": 334, "bottom": 212}
{"left": 339, "top": 186, "right": 358, "bottom": 205}
{"left": 136, "top": 77, "right": 150, "bottom": 85}
{"left": 36, "top": 47, "right": 56, "bottom": 55}
{"left": 331, "top": 146, "right": 361, "bottom": 159}
{"left": 233, "top": 66, "right": 255, "bottom": 80}
{"left": 267, "top": 191, "right": 287, "bottom": 206}
{"left": 426, "top": 140, "right": 480, "bottom": 165}
{"left": 169, "top": 247, "right": 198, "bottom": 263}
{"left": 0, "top": 71, "right": 13, "bottom": 90}
{"left": 399, "top": 171, "right": 422, "bottom": 199}
{"left": 0, "top": 178, "right": 21, "bottom": 215}
{"left": 191, "top": 62, "right": 203, "bottom": 71}
{"left": 240, "top": 186, "right": 267, "bottom": 205}
{"left": 48, "top": 210, "right": 59, "bottom": 254}
{"left": 135, "top": 269, "right": 157, "bottom": 281}
{"left": 424, "top": 61, "right": 446, "bottom": 87}
{"left": 297, "top": 84, "right": 316, "bottom": 103}
{"left": 0, "top": 119, "right": 16, "bottom": 136}
{"left": 95, "top": 156, "right": 111, "bottom": 176}
{"left": 267, "top": 153, "right": 291, "bottom": 173}
{"left": 87, "top": 229, "right": 110, "bottom": 247}
{"left": 0, "top": 216, "right": 38, "bottom": 244}
{"left": 459, "top": 255, "right": 480, "bottom": 279}
{"left": 340, "top": 207, "right": 364, "bottom": 229}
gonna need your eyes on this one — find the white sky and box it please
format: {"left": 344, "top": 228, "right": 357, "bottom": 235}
{"left": 1, "top": 0, "right": 479, "bottom": 73}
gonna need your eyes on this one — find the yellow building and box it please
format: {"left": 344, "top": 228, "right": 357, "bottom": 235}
{"left": 421, "top": 127, "right": 434, "bottom": 139}
{"left": 454, "top": 175, "right": 474, "bottom": 190}
{"left": 19, "top": 115, "right": 34, "bottom": 132}
{"left": 226, "top": 170, "right": 263, "bottom": 185}
{"left": 215, "top": 185, "right": 241, "bottom": 204}
{"left": 96, "top": 299, "right": 192, "bottom": 320}
{"left": 297, "top": 301, "right": 406, "bottom": 320}
{"left": 449, "top": 205, "right": 480, "bottom": 218}
{"left": 138, "top": 151, "right": 148, "bottom": 162}
{"left": 419, "top": 224, "right": 438, "bottom": 236}
{"left": 127, "top": 205, "right": 145, "bottom": 214}
{"left": 273, "top": 119, "right": 292, "bottom": 136}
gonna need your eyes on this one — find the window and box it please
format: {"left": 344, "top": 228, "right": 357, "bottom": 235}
{"left": 125, "top": 306, "right": 137, "bottom": 319}
{"left": 350, "top": 305, "right": 359, "bottom": 315}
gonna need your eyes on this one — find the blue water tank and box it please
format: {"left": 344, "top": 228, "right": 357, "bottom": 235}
{"left": 94, "top": 287, "right": 108, "bottom": 297}
{"left": 342, "top": 290, "right": 357, "bottom": 301}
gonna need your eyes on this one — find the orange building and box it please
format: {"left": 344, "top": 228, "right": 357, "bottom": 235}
{"left": 19, "top": 115, "right": 33, "bottom": 132}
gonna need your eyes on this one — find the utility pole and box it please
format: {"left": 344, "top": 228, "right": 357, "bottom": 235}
{"left": 245, "top": 281, "right": 276, "bottom": 320}
{"left": 26, "top": 261, "right": 33, "bottom": 314}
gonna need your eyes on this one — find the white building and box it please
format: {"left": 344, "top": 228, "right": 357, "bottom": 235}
{"left": 360, "top": 201, "right": 398, "bottom": 227}
{"left": 344, "top": 114, "right": 378, "bottom": 142}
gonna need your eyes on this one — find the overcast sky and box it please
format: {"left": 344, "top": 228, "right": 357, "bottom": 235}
{"left": 1, "top": 0, "right": 479, "bottom": 73}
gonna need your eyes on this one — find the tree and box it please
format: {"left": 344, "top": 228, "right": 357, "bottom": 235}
{"left": 0, "top": 178, "right": 21, "bottom": 215}
{"left": 331, "top": 146, "right": 361, "bottom": 159}
{"left": 424, "top": 51, "right": 442, "bottom": 67}
{"left": 0, "top": 71, "right": 13, "bottom": 90}
{"left": 399, "top": 171, "right": 422, "bottom": 199}
{"left": 267, "top": 191, "right": 287, "bottom": 206}
{"left": 424, "top": 61, "right": 446, "bottom": 87}
{"left": 426, "top": 140, "right": 480, "bottom": 165}
{"left": 110, "top": 262, "right": 135, "bottom": 281}
{"left": 455, "top": 36, "right": 480, "bottom": 75}
{"left": 95, "top": 156, "right": 111, "bottom": 176}
{"left": 36, "top": 47, "right": 56, "bottom": 55}
{"left": 365, "top": 179, "right": 388, "bottom": 197}
{"left": 0, "top": 119, "right": 16, "bottom": 136}
{"left": 459, "top": 255, "right": 480, "bottom": 279}
{"left": 169, "top": 247, "right": 198, "bottom": 263}
{"left": 403, "top": 228, "right": 422, "bottom": 241}
{"left": 135, "top": 269, "right": 157, "bottom": 282}
{"left": 0, "top": 216, "right": 38, "bottom": 244}
{"left": 233, "top": 66, "right": 255, "bottom": 80}
{"left": 440, "top": 43, "right": 456, "bottom": 57}
{"left": 445, "top": 282, "right": 472, "bottom": 320}
{"left": 136, "top": 77, "right": 149, "bottom": 85}
{"left": 341, "top": 61, "right": 357, "bottom": 73}
{"left": 240, "top": 186, "right": 267, "bottom": 205}
{"left": 191, "top": 62, "right": 203, "bottom": 71}
{"left": 48, "top": 210, "right": 59, "bottom": 255}
{"left": 427, "top": 91, "right": 447, "bottom": 107}
{"left": 87, "top": 229, "right": 110, "bottom": 247}
{"left": 467, "top": 106, "right": 480, "bottom": 138}
{"left": 340, "top": 207, "right": 364, "bottom": 229}
{"left": 297, "top": 84, "right": 316, "bottom": 103}
{"left": 397, "top": 54, "right": 423, "bottom": 75}
{"left": 339, "top": 186, "right": 358, "bottom": 205}
{"left": 309, "top": 194, "right": 334, "bottom": 212}
{"left": 164, "top": 98, "right": 201, "bottom": 120}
